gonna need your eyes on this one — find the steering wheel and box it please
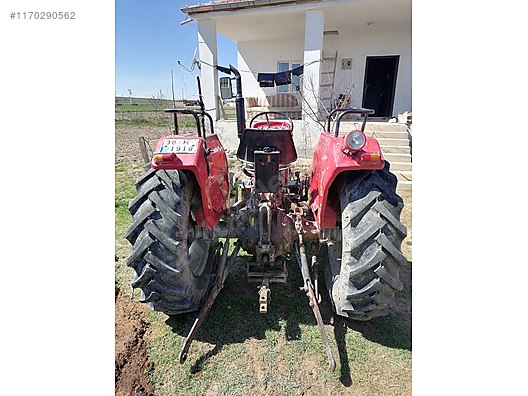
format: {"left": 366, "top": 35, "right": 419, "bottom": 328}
{"left": 249, "top": 111, "right": 294, "bottom": 133}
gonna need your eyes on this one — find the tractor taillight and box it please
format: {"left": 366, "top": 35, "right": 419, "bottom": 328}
{"left": 360, "top": 152, "right": 381, "bottom": 162}
{"left": 153, "top": 153, "right": 176, "bottom": 165}
{"left": 343, "top": 130, "right": 366, "bottom": 152}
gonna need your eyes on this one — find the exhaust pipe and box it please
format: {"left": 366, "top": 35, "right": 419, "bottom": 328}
{"left": 230, "top": 65, "right": 246, "bottom": 139}
{"left": 217, "top": 64, "right": 246, "bottom": 139}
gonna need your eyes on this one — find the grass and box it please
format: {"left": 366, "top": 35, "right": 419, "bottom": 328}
{"left": 115, "top": 118, "right": 171, "bottom": 128}
{"left": 115, "top": 96, "right": 176, "bottom": 111}
{"left": 115, "top": 101, "right": 237, "bottom": 129}
{"left": 114, "top": 110, "right": 208, "bottom": 129}
{"left": 115, "top": 163, "right": 142, "bottom": 289}
{"left": 115, "top": 161, "right": 412, "bottom": 395}
{"left": 116, "top": 104, "right": 163, "bottom": 113}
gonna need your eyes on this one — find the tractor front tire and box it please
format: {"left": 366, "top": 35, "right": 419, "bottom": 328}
{"left": 125, "top": 168, "right": 216, "bottom": 315}
{"left": 326, "top": 161, "right": 408, "bottom": 321}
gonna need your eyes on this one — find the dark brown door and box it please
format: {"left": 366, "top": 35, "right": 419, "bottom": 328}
{"left": 362, "top": 56, "right": 399, "bottom": 118}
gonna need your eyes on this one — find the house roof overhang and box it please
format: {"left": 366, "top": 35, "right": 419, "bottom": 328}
{"left": 181, "top": 0, "right": 410, "bottom": 42}
{"left": 182, "top": 0, "right": 322, "bottom": 16}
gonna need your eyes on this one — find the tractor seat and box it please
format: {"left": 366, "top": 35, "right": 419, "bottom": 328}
{"left": 237, "top": 128, "right": 297, "bottom": 165}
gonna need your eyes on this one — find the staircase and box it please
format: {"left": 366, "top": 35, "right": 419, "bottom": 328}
{"left": 364, "top": 122, "right": 412, "bottom": 191}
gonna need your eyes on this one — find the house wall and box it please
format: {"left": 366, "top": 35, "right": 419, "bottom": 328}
{"left": 237, "top": 28, "right": 411, "bottom": 116}
{"left": 237, "top": 38, "right": 304, "bottom": 98}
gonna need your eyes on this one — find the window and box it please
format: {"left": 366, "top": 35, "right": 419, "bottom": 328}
{"left": 277, "top": 61, "right": 302, "bottom": 93}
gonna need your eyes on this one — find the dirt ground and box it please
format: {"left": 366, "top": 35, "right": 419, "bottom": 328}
{"left": 115, "top": 285, "right": 154, "bottom": 396}
{"left": 115, "top": 126, "right": 168, "bottom": 164}
{"left": 115, "top": 124, "right": 412, "bottom": 395}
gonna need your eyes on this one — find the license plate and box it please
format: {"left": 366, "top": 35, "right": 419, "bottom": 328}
{"left": 159, "top": 138, "right": 199, "bottom": 154}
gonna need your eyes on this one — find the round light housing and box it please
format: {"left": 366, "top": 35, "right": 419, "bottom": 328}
{"left": 344, "top": 130, "right": 366, "bottom": 151}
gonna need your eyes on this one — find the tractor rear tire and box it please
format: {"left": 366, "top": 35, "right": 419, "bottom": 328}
{"left": 125, "top": 168, "right": 216, "bottom": 315}
{"left": 326, "top": 161, "right": 408, "bottom": 321}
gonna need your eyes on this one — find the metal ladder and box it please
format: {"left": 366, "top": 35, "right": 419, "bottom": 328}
{"left": 319, "top": 51, "right": 338, "bottom": 112}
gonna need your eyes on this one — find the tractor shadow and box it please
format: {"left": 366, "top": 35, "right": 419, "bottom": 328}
{"left": 328, "top": 261, "right": 412, "bottom": 386}
{"left": 165, "top": 255, "right": 306, "bottom": 372}
{"left": 165, "top": 253, "right": 412, "bottom": 384}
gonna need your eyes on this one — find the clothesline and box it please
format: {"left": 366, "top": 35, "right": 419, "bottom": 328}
{"left": 197, "top": 58, "right": 321, "bottom": 76}
{"left": 257, "top": 65, "right": 304, "bottom": 88}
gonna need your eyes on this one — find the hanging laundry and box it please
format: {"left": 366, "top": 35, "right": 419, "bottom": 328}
{"left": 257, "top": 66, "right": 304, "bottom": 87}
{"left": 257, "top": 73, "right": 275, "bottom": 87}
{"left": 274, "top": 70, "right": 292, "bottom": 86}
{"left": 291, "top": 65, "right": 304, "bottom": 76}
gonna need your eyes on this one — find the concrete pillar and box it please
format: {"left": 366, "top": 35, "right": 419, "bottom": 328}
{"left": 197, "top": 19, "right": 219, "bottom": 121}
{"left": 301, "top": 9, "right": 324, "bottom": 156}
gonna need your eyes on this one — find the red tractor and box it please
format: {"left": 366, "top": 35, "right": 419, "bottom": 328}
{"left": 126, "top": 65, "right": 407, "bottom": 370}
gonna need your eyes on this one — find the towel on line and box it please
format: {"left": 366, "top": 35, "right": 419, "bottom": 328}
{"left": 274, "top": 71, "right": 291, "bottom": 86}
{"left": 257, "top": 73, "right": 275, "bottom": 87}
{"left": 291, "top": 65, "right": 304, "bottom": 76}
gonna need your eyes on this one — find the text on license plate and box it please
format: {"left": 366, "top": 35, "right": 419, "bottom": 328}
{"left": 159, "top": 139, "right": 198, "bottom": 154}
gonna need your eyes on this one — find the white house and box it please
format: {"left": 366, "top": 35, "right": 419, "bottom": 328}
{"left": 182, "top": 0, "right": 411, "bottom": 117}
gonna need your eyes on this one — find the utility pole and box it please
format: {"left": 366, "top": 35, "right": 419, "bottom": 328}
{"left": 171, "top": 69, "right": 176, "bottom": 108}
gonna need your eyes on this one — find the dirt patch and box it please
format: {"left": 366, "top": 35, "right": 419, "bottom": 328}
{"left": 115, "top": 285, "right": 155, "bottom": 396}
{"left": 115, "top": 126, "right": 168, "bottom": 164}
{"left": 296, "top": 352, "right": 337, "bottom": 396}
{"left": 244, "top": 338, "right": 267, "bottom": 385}
{"left": 115, "top": 119, "right": 212, "bottom": 164}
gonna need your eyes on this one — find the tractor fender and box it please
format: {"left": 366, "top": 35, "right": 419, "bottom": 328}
{"left": 151, "top": 134, "right": 229, "bottom": 229}
{"left": 309, "top": 132, "right": 385, "bottom": 229}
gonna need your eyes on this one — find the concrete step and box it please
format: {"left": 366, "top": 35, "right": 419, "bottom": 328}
{"left": 367, "top": 131, "right": 409, "bottom": 139}
{"left": 396, "top": 180, "right": 412, "bottom": 191}
{"left": 376, "top": 137, "right": 410, "bottom": 146}
{"left": 380, "top": 145, "right": 411, "bottom": 154}
{"left": 338, "top": 121, "right": 408, "bottom": 133}
{"left": 364, "top": 122, "right": 408, "bottom": 132}
{"left": 388, "top": 161, "right": 412, "bottom": 172}
{"left": 383, "top": 153, "right": 412, "bottom": 163}
{"left": 394, "top": 171, "right": 412, "bottom": 182}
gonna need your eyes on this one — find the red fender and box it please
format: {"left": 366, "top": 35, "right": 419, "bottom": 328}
{"left": 309, "top": 131, "right": 385, "bottom": 229}
{"left": 151, "top": 134, "right": 229, "bottom": 229}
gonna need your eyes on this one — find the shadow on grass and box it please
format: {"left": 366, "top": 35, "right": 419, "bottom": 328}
{"left": 354, "top": 306, "right": 412, "bottom": 351}
{"left": 165, "top": 256, "right": 316, "bottom": 370}
{"left": 359, "top": 261, "right": 412, "bottom": 351}
{"left": 164, "top": 252, "right": 412, "bottom": 386}
{"left": 312, "top": 261, "right": 411, "bottom": 386}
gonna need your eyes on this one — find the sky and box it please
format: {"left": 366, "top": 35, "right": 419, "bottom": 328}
{"left": 115, "top": 0, "right": 237, "bottom": 99}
